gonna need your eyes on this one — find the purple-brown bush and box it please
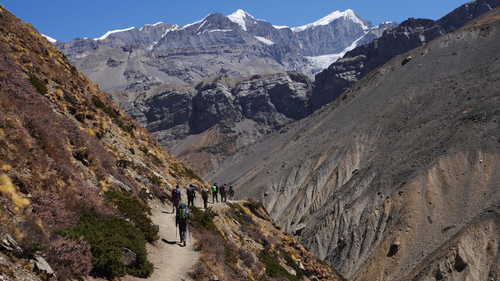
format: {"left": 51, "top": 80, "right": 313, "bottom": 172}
{"left": 46, "top": 236, "right": 92, "bottom": 280}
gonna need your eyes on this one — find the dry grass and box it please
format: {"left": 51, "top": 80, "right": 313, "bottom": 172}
{"left": 0, "top": 174, "right": 30, "bottom": 211}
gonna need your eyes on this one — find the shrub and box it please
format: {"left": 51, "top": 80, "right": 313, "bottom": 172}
{"left": 224, "top": 241, "right": 238, "bottom": 266}
{"left": 104, "top": 190, "right": 159, "bottom": 242}
{"left": 46, "top": 236, "right": 92, "bottom": 279}
{"left": 147, "top": 174, "right": 162, "bottom": 186}
{"left": 61, "top": 211, "right": 153, "bottom": 279}
{"left": 188, "top": 262, "right": 211, "bottom": 280}
{"left": 239, "top": 248, "right": 256, "bottom": 268}
{"left": 229, "top": 203, "right": 254, "bottom": 225}
{"left": 259, "top": 249, "right": 299, "bottom": 281}
{"left": 281, "top": 250, "right": 305, "bottom": 279}
{"left": 114, "top": 119, "right": 135, "bottom": 136}
{"left": 92, "top": 96, "right": 119, "bottom": 119}
{"left": 170, "top": 162, "right": 202, "bottom": 182}
{"left": 29, "top": 74, "right": 48, "bottom": 95}
{"left": 189, "top": 206, "right": 217, "bottom": 232}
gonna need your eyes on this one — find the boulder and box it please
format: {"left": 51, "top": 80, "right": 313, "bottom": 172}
{"left": 122, "top": 248, "right": 137, "bottom": 266}
{"left": 34, "top": 255, "right": 54, "bottom": 276}
{"left": 0, "top": 233, "right": 22, "bottom": 254}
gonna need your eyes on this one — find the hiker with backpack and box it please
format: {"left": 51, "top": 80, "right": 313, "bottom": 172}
{"left": 211, "top": 183, "right": 218, "bottom": 203}
{"left": 201, "top": 188, "right": 209, "bottom": 209}
{"left": 187, "top": 184, "right": 196, "bottom": 207}
{"left": 228, "top": 185, "right": 235, "bottom": 199}
{"left": 175, "top": 203, "right": 189, "bottom": 247}
{"left": 171, "top": 185, "right": 181, "bottom": 213}
{"left": 220, "top": 184, "right": 227, "bottom": 203}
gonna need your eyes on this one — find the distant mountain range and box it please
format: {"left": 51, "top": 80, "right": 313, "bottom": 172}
{"left": 55, "top": 9, "right": 394, "bottom": 92}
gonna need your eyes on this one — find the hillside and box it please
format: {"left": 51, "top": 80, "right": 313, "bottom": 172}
{"left": 213, "top": 7, "right": 500, "bottom": 281}
{"left": 187, "top": 200, "right": 345, "bottom": 281}
{"left": 312, "top": 0, "right": 500, "bottom": 109}
{"left": 0, "top": 6, "right": 343, "bottom": 281}
{"left": 0, "top": 4, "right": 202, "bottom": 279}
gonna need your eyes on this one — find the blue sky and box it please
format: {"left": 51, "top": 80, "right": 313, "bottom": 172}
{"left": 2, "top": 0, "right": 469, "bottom": 41}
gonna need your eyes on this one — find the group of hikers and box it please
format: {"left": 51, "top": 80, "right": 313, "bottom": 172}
{"left": 170, "top": 183, "right": 235, "bottom": 246}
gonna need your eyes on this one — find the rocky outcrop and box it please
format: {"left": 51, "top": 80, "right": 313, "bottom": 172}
{"left": 213, "top": 8, "right": 500, "bottom": 281}
{"left": 312, "top": 0, "right": 500, "bottom": 110}
{"left": 122, "top": 73, "right": 312, "bottom": 175}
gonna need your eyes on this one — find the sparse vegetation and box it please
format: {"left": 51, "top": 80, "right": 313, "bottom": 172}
{"left": 189, "top": 206, "right": 217, "bottom": 232}
{"left": 92, "top": 96, "right": 119, "bottom": 119}
{"left": 28, "top": 74, "right": 48, "bottom": 95}
{"left": 147, "top": 174, "right": 162, "bottom": 186}
{"left": 115, "top": 118, "right": 135, "bottom": 136}
{"left": 281, "top": 250, "right": 305, "bottom": 279}
{"left": 229, "top": 203, "right": 254, "bottom": 225}
{"left": 243, "top": 200, "right": 268, "bottom": 220}
{"left": 170, "top": 162, "right": 202, "bottom": 182}
{"left": 259, "top": 249, "right": 299, "bottom": 281}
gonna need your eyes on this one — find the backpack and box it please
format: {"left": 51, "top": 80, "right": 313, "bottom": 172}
{"left": 188, "top": 188, "right": 195, "bottom": 198}
{"left": 211, "top": 185, "right": 218, "bottom": 192}
{"left": 174, "top": 188, "right": 181, "bottom": 200}
{"left": 201, "top": 189, "right": 208, "bottom": 198}
{"left": 178, "top": 204, "right": 188, "bottom": 220}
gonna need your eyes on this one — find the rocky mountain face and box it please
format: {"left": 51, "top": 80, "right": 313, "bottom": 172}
{"left": 312, "top": 0, "right": 500, "bottom": 110}
{"left": 56, "top": 9, "right": 392, "bottom": 92}
{"left": 213, "top": 7, "right": 500, "bottom": 281}
{"left": 116, "top": 72, "right": 312, "bottom": 174}
{"left": 0, "top": 6, "right": 347, "bottom": 281}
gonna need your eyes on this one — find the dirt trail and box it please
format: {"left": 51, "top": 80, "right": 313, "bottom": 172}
{"left": 125, "top": 202, "right": 199, "bottom": 281}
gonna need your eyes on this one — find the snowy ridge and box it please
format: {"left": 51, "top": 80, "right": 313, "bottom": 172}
{"left": 227, "top": 9, "right": 255, "bottom": 31}
{"left": 42, "top": 34, "right": 57, "bottom": 43}
{"left": 205, "top": 29, "right": 233, "bottom": 33}
{"left": 306, "top": 33, "right": 367, "bottom": 70}
{"left": 139, "top": 22, "right": 165, "bottom": 31}
{"left": 150, "top": 22, "right": 164, "bottom": 27}
{"left": 183, "top": 15, "right": 210, "bottom": 29}
{"left": 292, "top": 9, "right": 368, "bottom": 32}
{"left": 273, "top": 25, "right": 289, "bottom": 29}
{"left": 95, "top": 27, "right": 135, "bottom": 41}
{"left": 255, "top": 36, "right": 274, "bottom": 45}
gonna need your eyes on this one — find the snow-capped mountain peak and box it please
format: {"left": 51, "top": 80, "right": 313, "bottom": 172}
{"left": 292, "top": 9, "right": 368, "bottom": 32}
{"left": 227, "top": 9, "right": 255, "bottom": 31}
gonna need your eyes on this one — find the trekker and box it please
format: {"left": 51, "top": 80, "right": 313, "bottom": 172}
{"left": 211, "top": 183, "right": 218, "bottom": 203}
{"left": 187, "top": 184, "right": 196, "bottom": 207}
{"left": 228, "top": 185, "right": 235, "bottom": 199}
{"left": 220, "top": 184, "right": 227, "bottom": 203}
{"left": 171, "top": 185, "right": 181, "bottom": 213}
{"left": 175, "top": 203, "right": 189, "bottom": 246}
{"left": 201, "top": 188, "right": 209, "bottom": 209}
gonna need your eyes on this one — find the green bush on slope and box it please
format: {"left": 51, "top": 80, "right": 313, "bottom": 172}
{"left": 61, "top": 212, "right": 153, "bottom": 279}
{"left": 104, "top": 189, "right": 159, "bottom": 242}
